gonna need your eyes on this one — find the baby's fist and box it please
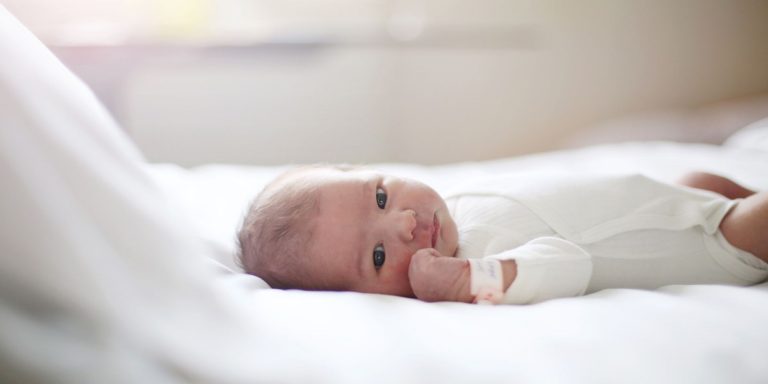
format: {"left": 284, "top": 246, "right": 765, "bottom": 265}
{"left": 408, "top": 248, "right": 473, "bottom": 303}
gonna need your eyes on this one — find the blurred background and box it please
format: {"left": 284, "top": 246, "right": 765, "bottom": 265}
{"left": 5, "top": 0, "right": 768, "bottom": 166}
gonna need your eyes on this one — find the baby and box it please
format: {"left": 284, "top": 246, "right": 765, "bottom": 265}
{"left": 237, "top": 165, "right": 768, "bottom": 304}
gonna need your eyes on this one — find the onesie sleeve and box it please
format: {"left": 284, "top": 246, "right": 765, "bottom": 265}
{"left": 487, "top": 237, "right": 593, "bottom": 305}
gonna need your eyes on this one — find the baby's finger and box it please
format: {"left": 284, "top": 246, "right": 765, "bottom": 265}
{"left": 409, "top": 249, "right": 437, "bottom": 280}
{"left": 409, "top": 248, "right": 438, "bottom": 269}
{"left": 413, "top": 248, "right": 440, "bottom": 258}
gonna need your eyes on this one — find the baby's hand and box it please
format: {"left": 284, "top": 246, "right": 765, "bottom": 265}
{"left": 408, "top": 248, "right": 473, "bottom": 303}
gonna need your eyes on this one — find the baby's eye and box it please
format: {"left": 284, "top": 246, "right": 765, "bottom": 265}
{"left": 375, "top": 187, "right": 387, "bottom": 209}
{"left": 373, "top": 244, "right": 386, "bottom": 270}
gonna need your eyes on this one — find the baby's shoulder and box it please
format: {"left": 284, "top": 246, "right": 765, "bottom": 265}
{"left": 449, "top": 192, "right": 540, "bottom": 229}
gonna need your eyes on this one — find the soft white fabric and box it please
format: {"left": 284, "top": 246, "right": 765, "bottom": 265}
{"left": 0, "top": 6, "right": 319, "bottom": 383}
{"left": 149, "top": 143, "right": 768, "bottom": 383}
{"left": 144, "top": 147, "right": 768, "bottom": 384}
{"left": 445, "top": 172, "right": 735, "bottom": 243}
{"left": 444, "top": 173, "right": 766, "bottom": 304}
{"left": 467, "top": 258, "right": 504, "bottom": 304}
{"left": 492, "top": 237, "right": 593, "bottom": 304}
{"left": 724, "top": 116, "right": 768, "bottom": 152}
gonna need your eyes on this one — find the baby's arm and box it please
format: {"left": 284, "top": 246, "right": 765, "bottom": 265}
{"left": 408, "top": 249, "right": 517, "bottom": 303}
{"left": 491, "top": 237, "right": 592, "bottom": 304}
{"left": 409, "top": 237, "right": 593, "bottom": 304}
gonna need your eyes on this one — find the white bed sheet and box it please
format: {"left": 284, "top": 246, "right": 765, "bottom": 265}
{"left": 150, "top": 140, "right": 768, "bottom": 384}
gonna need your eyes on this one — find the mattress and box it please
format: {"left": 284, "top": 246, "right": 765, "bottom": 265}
{"left": 148, "top": 138, "right": 768, "bottom": 384}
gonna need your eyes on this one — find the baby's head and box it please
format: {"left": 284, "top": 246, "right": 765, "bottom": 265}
{"left": 238, "top": 165, "right": 459, "bottom": 297}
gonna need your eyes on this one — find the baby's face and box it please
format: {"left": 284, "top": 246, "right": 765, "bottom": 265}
{"left": 306, "top": 168, "right": 458, "bottom": 297}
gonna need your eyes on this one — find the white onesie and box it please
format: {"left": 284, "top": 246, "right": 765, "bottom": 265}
{"left": 444, "top": 172, "right": 768, "bottom": 304}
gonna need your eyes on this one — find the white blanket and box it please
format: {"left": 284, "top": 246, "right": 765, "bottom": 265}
{"left": 3, "top": 5, "right": 768, "bottom": 383}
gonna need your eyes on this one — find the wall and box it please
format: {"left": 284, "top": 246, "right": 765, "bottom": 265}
{"left": 8, "top": 0, "right": 768, "bottom": 166}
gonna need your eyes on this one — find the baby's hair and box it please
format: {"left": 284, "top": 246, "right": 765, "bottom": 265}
{"left": 237, "top": 164, "right": 358, "bottom": 289}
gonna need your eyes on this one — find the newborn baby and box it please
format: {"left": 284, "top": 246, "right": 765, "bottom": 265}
{"left": 237, "top": 165, "right": 768, "bottom": 304}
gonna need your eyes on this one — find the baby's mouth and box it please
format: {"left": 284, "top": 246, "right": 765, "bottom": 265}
{"left": 431, "top": 212, "right": 440, "bottom": 248}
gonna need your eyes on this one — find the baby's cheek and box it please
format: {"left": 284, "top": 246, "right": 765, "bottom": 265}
{"left": 392, "top": 250, "right": 418, "bottom": 283}
{"left": 381, "top": 252, "right": 416, "bottom": 296}
{"left": 395, "top": 252, "right": 413, "bottom": 278}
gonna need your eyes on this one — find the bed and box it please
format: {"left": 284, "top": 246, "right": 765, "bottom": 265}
{"left": 3, "top": 6, "right": 768, "bottom": 383}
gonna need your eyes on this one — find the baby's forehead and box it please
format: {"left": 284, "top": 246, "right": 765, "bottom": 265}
{"left": 291, "top": 167, "right": 387, "bottom": 218}
{"left": 309, "top": 175, "right": 371, "bottom": 230}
